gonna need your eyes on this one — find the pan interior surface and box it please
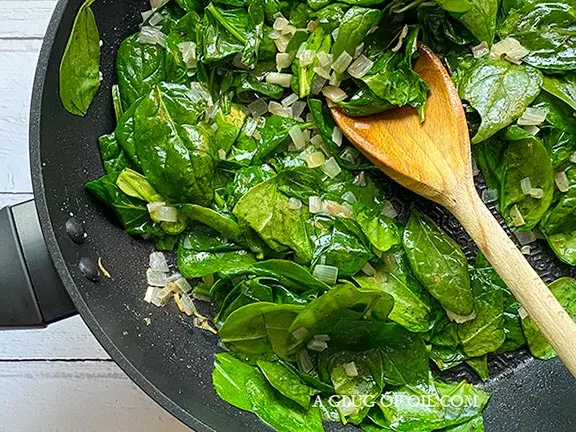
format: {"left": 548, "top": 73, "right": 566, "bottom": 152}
{"left": 30, "top": 0, "right": 576, "bottom": 431}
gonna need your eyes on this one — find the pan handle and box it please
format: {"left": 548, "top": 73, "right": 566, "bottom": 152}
{"left": 0, "top": 200, "right": 77, "bottom": 328}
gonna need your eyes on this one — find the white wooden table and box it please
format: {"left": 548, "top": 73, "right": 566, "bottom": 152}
{"left": 0, "top": 2, "right": 189, "bottom": 430}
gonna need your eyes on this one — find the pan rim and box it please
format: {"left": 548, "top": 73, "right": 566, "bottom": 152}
{"left": 28, "top": 1, "right": 214, "bottom": 430}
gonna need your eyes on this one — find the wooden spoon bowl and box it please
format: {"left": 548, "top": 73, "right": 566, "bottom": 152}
{"left": 331, "top": 44, "right": 576, "bottom": 376}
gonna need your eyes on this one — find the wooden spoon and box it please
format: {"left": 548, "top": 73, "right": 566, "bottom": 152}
{"left": 331, "top": 44, "right": 576, "bottom": 376}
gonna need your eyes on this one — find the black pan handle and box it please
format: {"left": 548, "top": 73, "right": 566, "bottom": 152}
{"left": 0, "top": 200, "right": 77, "bottom": 328}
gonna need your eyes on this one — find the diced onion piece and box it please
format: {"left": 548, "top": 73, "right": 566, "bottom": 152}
{"left": 177, "top": 41, "right": 197, "bottom": 69}
{"left": 273, "top": 16, "right": 289, "bottom": 31}
{"left": 139, "top": 26, "right": 166, "bottom": 47}
{"left": 266, "top": 72, "right": 293, "bottom": 88}
{"left": 344, "top": 362, "right": 359, "bottom": 377}
{"left": 299, "top": 349, "right": 314, "bottom": 373}
{"left": 274, "top": 35, "right": 291, "bottom": 53}
{"left": 322, "top": 157, "right": 342, "bottom": 179}
{"left": 282, "top": 93, "right": 299, "bottom": 107}
{"left": 490, "top": 37, "right": 530, "bottom": 64}
{"left": 317, "top": 51, "right": 333, "bottom": 68}
{"left": 282, "top": 24, "right": 297, "bottom": 36}
{"left": 322, "top": 86, "right": 347, "bottom": 102}
{"left": 518, "top": 107, "right": 548, "bottom": 126}
{"left": 520, "top": 177, "right": 533, "bottom": 195}
{"left": 518, "top": 307, "right": 528, "bottom": 319}
{"left": 331, "top": 28, "right": 339, "bottom": 41}
{"left": 248, "top": 99, "right": 268, "bottom": 117}
{"left": 307, "top": 338, "right": 328, "bottom": 352}
{"left": 292, "top": 327, "right": 309, "bottom": 340}
{"left": 268, "top": 101, "right": 293, "bottom": 118}
{"left": 310, "top": 75, "right": 328, "bottom": 95}
{"left": 310, "top": 134, "right": 324, "bottom": 147}
{"left": 354, "top": 171, "right": 366, "bottom": 187}
{"left": 391, "top": 25, "right": 409, "bottom": 52}
{"left": 521, "top": 245, "right": 532, "bottom": 256}
{"left": 481, "top": 188, "right": 498, "bottom": 204}
{"left": 299, "top": 49, "right": 316, "bottom": 67}
{"left": 268, "top": 29, "right": 282, "bottom": 40}
{"left": 149, "top": 0, "right": 165, "bottom": 8}
{"left": 510, "top": 205, "right": 526, "bottom": 227}
{"left": 174, "top": 277, "right": 193, "bottom": 293}
{"left": 144, "top": 286, "right": 172, "bottom": 307}
{"left": 529, "top": 187, "right": 544, "bottom": 199}
{"left": 313, "top": 264, "right": 339, "bottom": 285}
{"left": 381, "top": 200, "right": 398, "bottom": 219}
{"left": 326, "top": 201, "right": 353, "bottom": 218}
{"left": 329, "top": 71, "right": 340, "bottom": 87}
{"left": 313, "top": 334, "right": 330, "bottom": 342}
{"left": 309, "top": 196, "right": 324, "bottom": 213}
{"left": 147, "top": 269, "right": 168, "bottom": 287}
{"left": 514, "top": 230, "right": 537, "bottom": 246}
{"left": 332, "top": 51, "right": 353, "bottom": 73}
{"left": 176, "top": 293, "right": 197, "bottom": 316}
{"left": 149, "top": 252, "right": 169, "bottom": 273}
{"left": 313, "top": 66, "right": 331, "bottom": 79}
{"left": 276, "top": 52, "right": 293, "bottom": 70}
{"left": 306, "top": 151, "right": 326, "bottom": 168}
{"left": 141, "top": 10, "right": 154, "bottom": 22}
{"left": 342, "top": 191, "right": 357, "bottom": 203}
{"left": 354, "top": 43, "right": 365, "bottom": 59}
{"left": 523, "top": 125, "right": 540, "bottom": 136}
{"left": 341, "top": 147, "right": 359, "bottom": 164}
{"left": 148, "top": 203, "right": 178, "bottom": 222}
{"left": 289, "top": 125, "right": 307, "bottom": 150}
{"left": 361, "top": 262, "right": 377, "bottom": 277}
{"left": 288, "top": 197, "right": 303, "bottom": 210}
{"left": 471, "top": 41, "right": 489, "bottom": 58}
{"left": 292, "top": 101, "right": 307, "bottom": 119}
{"left": 331, "top": 126, "right": 343, "bottom": 147}
{"left": 555, "top": 171, "right": 570, "bottom": 192}
{"left": 446, "top": 309, "right": 477, "bottom": 324}
{"left": 347, "top": 54, "right": 374, "bottom": 79}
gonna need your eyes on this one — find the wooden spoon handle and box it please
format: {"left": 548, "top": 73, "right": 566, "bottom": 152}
{"left": 451, "top": 188, "right": 576, "bottom": 377}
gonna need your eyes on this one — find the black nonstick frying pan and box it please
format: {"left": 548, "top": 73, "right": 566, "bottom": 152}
{"left": 0, "top": 0, "right": 575, "bottom": 430}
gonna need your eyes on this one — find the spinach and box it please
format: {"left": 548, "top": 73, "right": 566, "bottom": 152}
{"left": 233, "top": 176, "right": 313, "bottom": 261}
{"left": 85, "top": 172, "right": 160, "bottom": 236}
{"left": 522, "top": 277, "right": 576, "bottom": 359}
{"left": 219, "top": 302, "right": 304, "bottom": 361}
{"left": 541, "top": 166, "right": 576, "bottom": 265}
{"left": 308, "top": 216, "right": 373, "bottom": 276}
{"left": 116, "top": 33, "right": 166, "bottom": 109}
{"left": 361, "top": 28, "right": 429, "bottom": 121}
{"left": 214, "top": 104, "right": 247, "bottom": 152}
{"left": 178, "top": 204, "right": 244, "bottom": 244}
{"left": 257, "top": 360, "right": 320, "bottom": 408}
{"left": 500, "top": 1, "right": 576, "bottom": 70}
{"left": 335, "top": 87, "right": 394, "bottom": 117}
{"left": 292, "top": 27, "right": 331, "bottom": 98}
{"left": 542, "top": 72, "right": 576, "bottom": 111}
{"left": 98, "top": 133, "right": 133, "bottom": 174}
{"left": 544, "top": 129, "right": 576, "bottom": 170}
{"left": 332, "top": 7, "right": 381, "bottom": 60}
{"left": 458, "top": 57, "right": 543, "bottom": 144}
{"left": 533, "top": 91, "right": 576, "bottom": 135}
{"left": 355, "top": 247, "right": 440, "bottom": 333}
{"left": 177, "top": 248, "right": 256, "bottom": 278}
{"left": 287, "top": 282, "right": 394, "bottom": 353}
{"left": 213, "top": 353, "right": 324, "bottom": 432}
{"left": 165, "top": 12, "right": 201, "bottom": 84}
{"left": 355, "top": 206, "right": 402, "bottom": 253}
{"left": 59, "top": 0, "right": 100, "bottom": 116}
{"left": 500, "top": 137, "right": 554, "bottom": 230}
{"left": 458, "top": 256, "right": 506, "bottom": 357}
{"left": 377, "top": 380, "right": 490, "bottom": 431}
{"left": 403, "top": 208, "right": 474, "bottom": 316}
{"left": 116, "top": 168, "right": 164, "bottom": 203}
{"left": 457, "top": 0, "right": 498, "bottom": 45}
{"left": 466, "top": 356, "right": 490, "bottom": 382}
{"left": 133, "top": 84, "right": 217, "bottom": 205}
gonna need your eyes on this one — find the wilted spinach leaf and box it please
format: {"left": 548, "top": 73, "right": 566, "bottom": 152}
{"left": 457, "top": 0, "right": 498, "bottom": 45}
{"left": 403, "top": 208, "right": 474, "bottom": 316}
{"left": 59, "top": 0, "right": 100, "bottom": 116}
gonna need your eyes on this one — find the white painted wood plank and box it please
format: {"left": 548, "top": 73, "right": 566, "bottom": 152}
{"left": 0, "top": 1, "right": 57, "bottom": 39}
{"left": 0, "top": 315, "right": 111, "bottom": 360}
{"left": 0, "top": 39, "right": 42, "bottom": 193}
{"left": 0, "top": 193, "right": 33, "bottom": 208}
{"left": 0, "top": 360, "right": 190, "bottom": 432}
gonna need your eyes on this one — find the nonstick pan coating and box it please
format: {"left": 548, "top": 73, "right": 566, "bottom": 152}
{"left": 30, "top": 0, "right": 576, "bottom": 430}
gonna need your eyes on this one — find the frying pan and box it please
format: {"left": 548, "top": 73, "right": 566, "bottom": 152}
{"left": 0, "top": 0, "right": 575, "bottom": 430}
